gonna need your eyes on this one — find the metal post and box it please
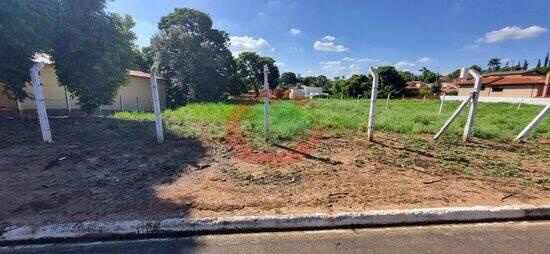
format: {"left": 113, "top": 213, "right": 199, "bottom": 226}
{"left": 30, "top": 62, "right": 52, "bottom": 143}
{"left": 367, "top": 67, "right": 379, "bottom": 141}
{"left": 150, "top": 59, "right": 164, "bottom": 144}
{"left": 263, "top": 64, "right": 270, "bottom": 142}
{"left": 438, "top": 93, "right": 446, "bottom": 114}
{"left": 514, "top": 103, "right": 549, "bottom": 141}
{"left": 463, "top": 69, "right": 483, "bottom": 141}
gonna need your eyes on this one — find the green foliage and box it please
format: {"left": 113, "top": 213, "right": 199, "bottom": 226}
{"left": 280, "top": 72, "right": 298, "bottom": 87}
{"left": 487, "top": 58, "right": 501, "bottom": 71}
{"left": 235, "top": 52, "right": 280, "bottom": 93}
{"left": 52, "top": 3, "right": 136, "bottom": 113}
{"left": 153, "top": 8, "right": 235, "bottom": 104}
{"left": 376, "top": 66, "right": 406, "bottom": 98}
{"left": 0, "top": 0, "right": 136, "bottom": 113}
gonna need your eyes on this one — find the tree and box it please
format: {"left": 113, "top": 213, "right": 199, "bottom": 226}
{"left": 487, "top": 58, "right": 501, "bottom": 71}
{"left": 399, "top": 70, "right": 416, "bottom": 82}
{"left": 470, "top": 65, "right": 483, "bottom": 73}
{"left": 280, "top": 72, "right": 298, "bottom": 86}
{"left": 545, "top": 52, "right": 549, "bottom": 67}
{"left": 0, "top": 0, "right": 58, "bottom": 100}
{"left": 376, "top": 66, "right": 406, "bottom": 98}
{"left": 313, "top": 75, "right": 330, "bottom": 91}
{"left": 418, "top": 67, "right": 437, "bottom": 83}
{"left": 235, "top": 51, "right": 279, "bottom": 95}
{"left": 523, "top": 60, "right": 529, "bottom": 70}
{"left": 153, "top": 8, "right": 235, "bottom": 104}
{"left": 537, "top": 59, "right": 542, "bottom": 68}
{"left": 52, "top": 2, "right": 136, "bottom": 112}
{"left": 0, "top": 0, "right": 137, "bottom": 112}
{"left": 131, "top": 46, "right": 155, "bottom": 72}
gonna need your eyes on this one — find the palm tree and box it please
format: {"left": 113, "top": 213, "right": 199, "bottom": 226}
{"left": 487, "top": 58, "right": 501, "bottom": 71}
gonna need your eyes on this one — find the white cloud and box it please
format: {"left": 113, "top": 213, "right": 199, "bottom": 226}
{"left": 275, "top": 62, "right": 286, "bottom": 67}
{"left": 323, "top": 35, "right": 336, "bottom": 41}
{"left": 314, "top": 41, "right": 348, "bottom": 52}
{"left": 229, "top": 36, "right": 273, "bottom": 55}
{"left": 395, "top": 61, "right": 416, "bottom": 69}
{"left": 463, "top": 44, "right": 480, "bottom": 50}
{"left": 343, "top": 57, "right": 378, "bottom": 63}
{"left": 418, "top": 57, "right": 434, "bottom": 63}
{"left": 477, "top": 26, "right": 547, "bottom": 43}
{"left": 320, "top": 61, "right": 346, "bottom": 72}
{"left": 290, "top": 28, "right": 301, "bottom": 35}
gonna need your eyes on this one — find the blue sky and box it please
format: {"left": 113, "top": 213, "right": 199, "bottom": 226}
{"left": 108, "top": 0, "right": 550, "bottom": 77}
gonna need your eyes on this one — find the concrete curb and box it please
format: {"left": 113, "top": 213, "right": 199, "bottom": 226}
{"left": 2, "top": 205, "right": 549, "bottom": 244}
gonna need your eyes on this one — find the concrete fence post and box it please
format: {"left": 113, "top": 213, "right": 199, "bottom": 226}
{"left": 150, "top": 59, "right": 164, "bottom": 144}
{"left": 438, "top": 93, "right": 446, "bottom": 114}
{"left": 64, "top": 88, "right": 71, "bottom": 115}
{"left": 463, "top": 69, "right": 483, "bottom": 141}
{"left": 30, "top": 62, "right": 52, "bottom": 143}
{"left": 263, "top": 64, "right": 270, "bottom": 142}
{"left": 514, "top": 103, "right": 549, "bottom": 142}
{"left": 16, "top": 99, "right": 23, "bottom": 118}
{"left": 367, "top": 67, "right": 379, "bottom": 141}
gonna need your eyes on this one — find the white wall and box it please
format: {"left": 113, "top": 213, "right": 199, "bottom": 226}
{"left": 442, "top": 95, "right": 550, "bottom": 105}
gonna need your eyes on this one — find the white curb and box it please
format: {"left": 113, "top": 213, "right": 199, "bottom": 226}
{"left": 1, "top": 205, "right": 549, "bottom": 243}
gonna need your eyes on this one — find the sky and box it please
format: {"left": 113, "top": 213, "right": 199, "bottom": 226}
{"left": 107, "top": 0, "right": 550, "bottom": 77}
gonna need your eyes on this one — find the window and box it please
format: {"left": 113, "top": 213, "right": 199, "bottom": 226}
{"left": 492, "top": 86, "right": 503, "bottom": 92}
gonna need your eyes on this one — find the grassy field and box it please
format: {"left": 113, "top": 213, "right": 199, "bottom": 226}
{"left": 113, "top": 99, "right": 550, "bottom": 142}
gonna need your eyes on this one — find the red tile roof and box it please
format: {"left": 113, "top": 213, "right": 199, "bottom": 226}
{"left": 128, "top": 70, "right": 164, "bottom": 80}
{"left": 457, "top": 76, "right": 545, "bottom": 86}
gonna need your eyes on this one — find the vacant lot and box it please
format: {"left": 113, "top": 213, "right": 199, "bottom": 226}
{"left": 1, "top": 99, "right": 548, "bottom": 230}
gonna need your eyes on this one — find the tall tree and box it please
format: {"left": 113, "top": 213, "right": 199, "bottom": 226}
{"left": 280, "top": 72, "right": 298, "bottom": 86}
{"left": 153, "top": 8, "right": 235, "bottom": 104}
{"left": 235, "top": 52, "right": 279, "bottom": 95}
{"left": 544, "top": 52, "right": 549, "bottom": 67}
{"left": 0, "top": 0, "right": 136, "bottom": 112}
{"left": 376, "top": 66, "right": 406, "bottom": 97}
{"left": 523, "top": 60, "right": 529, "bottom": 70}
{"left": 487, "top": 58, "right": 501, "bottom": 71}
{"left": 537, "top": 59, "right": 542, "bottom": 68}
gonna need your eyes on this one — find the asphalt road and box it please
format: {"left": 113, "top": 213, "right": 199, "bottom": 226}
{"left": 2, "top": 221, "right": 549, "bottom": 254}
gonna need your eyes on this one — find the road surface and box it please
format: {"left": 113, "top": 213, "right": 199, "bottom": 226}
{"left": 2, "top": 221, "right": 549, "bottom": 253}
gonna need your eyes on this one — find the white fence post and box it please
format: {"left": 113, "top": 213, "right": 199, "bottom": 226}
{"left": 514, "top": 103, "right": 549, "bottom": 142}
{"left": 438, "top": 93, "right": 446, "bottom": 114}
{"left": 263, "top": 64, "right": 270, "bottom": 142}
{"left": 517, "top": 97, "right": 523, "bottom": 110}
{"left": 463, "top": 69, "right": 483, "bottom": 141}
{"left": 150, "top": 59, "right": 164, "bottom": 144}
{"left": 434, "top": 93, "right": 473, "bottom": 140}
{"left": 64, "top": 88, "right": 71, "bottom": 115}
{"left": 30, "top": 62, "right": 52, "bottom": 143}
{"left": 367, "top": 67, "right": 379, "bottom": 141}
{"left": 16, "top": 99, "right": 23, "bottom": 118}
{"left": 385, "top": 91, "right": 391, "bottom": 110}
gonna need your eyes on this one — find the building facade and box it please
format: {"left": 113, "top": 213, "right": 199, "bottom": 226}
{"left": 456, "top": 70, "right": 549, "bottom": 98}
{"left": 0, "top": 65, "right": 166, "bottom": 115}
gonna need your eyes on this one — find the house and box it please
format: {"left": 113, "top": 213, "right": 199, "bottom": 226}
{"left": 456, "top": 69, "right": 550, "bottom": 98}
{"left": 406, "top": 81, "right": 428, "bottom": 90}
{"left": 0, "top": 64, "right": 166, "bottom": 115}
{"left": 438, "top": 76, "right": 458, "bottom": 94}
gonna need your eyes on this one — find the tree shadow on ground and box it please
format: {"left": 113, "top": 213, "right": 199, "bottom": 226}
{"left": 0, "top": 117, "right": 207, "bottom": 251}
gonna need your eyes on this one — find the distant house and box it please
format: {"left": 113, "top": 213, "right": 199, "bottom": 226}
{"left": 0, "top": 64, "right": 166, "bottom": 115}
{"left": 456, "top": 69, "right": 549, "bottom": 98}
{"left": 438, "top": 76, "right": 458, "bottom": 94}
{"left": 405, "top": 81, "right": 428, "bottom": 90}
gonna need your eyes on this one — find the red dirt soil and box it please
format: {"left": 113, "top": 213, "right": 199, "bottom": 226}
{"left": 224, "top": 101, "right": 323, "bottom": 166}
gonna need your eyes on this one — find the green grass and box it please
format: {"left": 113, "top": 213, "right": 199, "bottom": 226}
{"left": 113, "top": 102, "right": 235, "bottom": 139}
{"left": 113, "top": 99, "right": 550, "bottom": 142}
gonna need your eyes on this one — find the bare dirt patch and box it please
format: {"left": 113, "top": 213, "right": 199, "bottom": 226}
{"left": 1, "top": 117, "right": 549, "bottom": 230}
